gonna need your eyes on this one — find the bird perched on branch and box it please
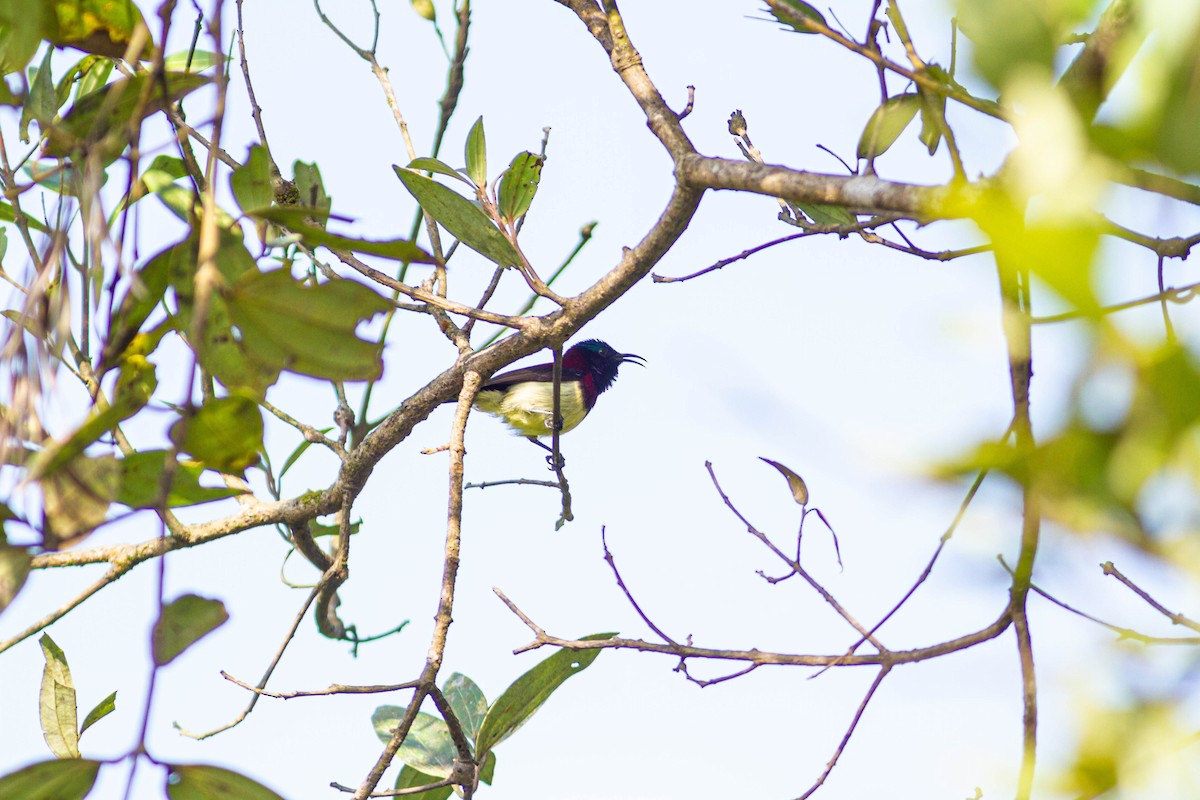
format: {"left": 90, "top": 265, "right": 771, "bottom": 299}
{"left": 475, "top": 339, "right": 645, "bottom": 459}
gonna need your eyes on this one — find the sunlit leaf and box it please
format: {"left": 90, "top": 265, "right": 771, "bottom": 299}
{"left": 0, "top": 2, "right": 48, "bottom": 76}
{"left": 0, "top": 759, "right": 101, "bottom": 800}
{"left": 39, "top": 634, "right": 79, "bottom": 759}
{"left": 49, "top": 0, "right": 151, "bottom": 59}
{"left": 152, "top": 595, "right": 229, "bottom": 666}
{"left": 475, "top": 632, "right": 614, "bottom": 756}
{"left": 162, "top": 50, "right": 226, "bottom": 72}
{"left": 166, "top": 764, "right": 285, "bottom": 800}
{"left": 169, "top": 396, "right": 263, "bottom": 475}
{"left": 394, "top": 167, "right": 520, "bottom": 267}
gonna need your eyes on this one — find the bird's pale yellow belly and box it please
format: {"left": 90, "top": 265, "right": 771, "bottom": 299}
{"left": 475, "top": 382, "right": 589, "bottom": 437}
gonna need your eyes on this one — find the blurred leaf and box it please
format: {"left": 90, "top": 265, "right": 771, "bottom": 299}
{"left": 43, "top": 71, "right": 209, "bottom": 159}
{"left": 917, "top": 87, "right": 947, "bottom": 155}
{"left": 0, "top": 544, "right": 32, "bottom": 613}
{"left": 394, "top": 167, "right": 520, "bottom": 267}
{"left": 410, "top": 0, "right": 436, "bottom": 22}
{"left": 39, "top": 634, "right": 79, "bottom": 759}
{"left": 21, "top": 47, "right": 56, "bottom": 142}
{"left": 41, "top": 454, "right": 119, "bottom": 550}
{"left": 0, "top": 199, "right": 49, "bottom": 232}
{"left": 225, "top": 268, "right": 392, "bottom": 381}
{"left": 230, "top": 144, "right": 273, "bottom": 215}
{"left": 0, "top": 1, "right": 47, "bottom": 76}
{"left": 28, "top": 357, "right": 155, "bottom": 481}
{"left": 371, "top": 709, "right": 456, "bottom": 779}
{"left": 166, "top": 764, "right": 285, "bottom": 800}
{"left": 409, "top": 157, "right": 472, "bottom": 186}
{"left": 797, "top": 202, "right": 855, "bottom": 226}
{"left": 23, "top": 160, "right": 108, "bottom": 197}
{"left": 98, "top": 239, "right": 176, "bottom": 374}
{"left": 78, "top": 691, "right": 116, "bottom": 737}
{"left": 152, "top": 594, "right": 229, "bottom": 666}
{"left": 497, "top": 151, "right": 543, "bottom": 223}
{"left": 49, "top": 0, "right": 151, "bottom": 59}
{"left": 764, "top": 0, "right": 826, "bottom": 33}
{"left": 759, "top": 457, "right": 809, "bottom": 505}
{"left": 393, "top": 765, "right": 451, "bottom": 800}
{"left": 162, "top": 50, "right": 225, "bottom": 72}
{"left": 956, "top": 0, "right": 1089, "bottom": 90}
{"left": 443, "top": 672, "right": 487, "bottom": 743}
{"left": 116, "top": 450, "right": 245, "bottom": 510}
{"left": 249, "top": 206, "right": 433, "bottom": 263}
{"left": 1145, "top": 24, "right": 1200, "bottom": 176}
{"left": 475, "top": 632, "right": 614, "bottom": 756}
{"left": 464, "top": 116, "right": 486, "bottom": 188}
{"left": 857, "top": 94, "right": 920, "bottom": 160}
{"left": 0, "top": 759, "right": 101, "bottom": 799}
{"left": 169, "top": 396, "right": 263, "bottom": 475}
{"left": 292, "top": 160, "right": 330, "bottom": 227}
{"left": 72, "top": 54, "right": 112, "bottom": 100}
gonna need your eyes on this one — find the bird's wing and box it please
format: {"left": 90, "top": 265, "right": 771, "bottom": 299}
{"left": 481, "top": 365, "right": 586, "bottom": 391}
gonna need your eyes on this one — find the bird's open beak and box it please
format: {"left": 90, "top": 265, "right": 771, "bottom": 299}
{"left": 621, "top": 353, "right": 647, "bottom": 367}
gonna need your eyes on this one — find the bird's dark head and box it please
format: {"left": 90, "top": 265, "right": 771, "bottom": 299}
{"left": 565, "top": 339, "right": 646, "bottom": 394}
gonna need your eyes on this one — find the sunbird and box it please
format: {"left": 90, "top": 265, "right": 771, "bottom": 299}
{"left": 475, "top": 339, "right": 645, "bottom": 458}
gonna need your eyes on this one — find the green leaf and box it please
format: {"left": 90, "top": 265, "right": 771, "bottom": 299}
{"left": 0, "top": 2, "right": 48, "bottom": 76}
{"left": 163, "top": 50, "right": 226, "bottom": 72}
{"left": 98, "top": 239, "right": 176, "bottom": 374}
{"left": 0, "top": 199, "right": 49, "bottom": 232}
{"left": 225, "top": 268, "right": 392, "bottom": 381}
{"left": 497, "top": 151, "right": 544, "bottom": 223}
{"left": 443, "top": 672, "right": 487, "bottom": 743}
{"left": 21, "top": 47, "right": 56, "bottom": 143}
{"left": 479, "top": 750, "right": 496, "bottom": 785}
{"left": 409, "top": 157, "right": 473, "bottom": 186}
{"left": 394, "top": 166, "right": 520, "bottom": 267}
{"left": 393, "top": 765, "right": 451, "bottom": 800}
{"left": 797, "top": 202, "right": 855, "bottom": 227}
{"left": 857, "top": 94, "right": 921, "bottom": 160}
{"left": 0, "top": 544, "right": 32, "bottom": 613}
{"left": 166, "top": 764, "right": 285, "bottom": 800}
{"left": 72, "top": 55, "right": 113, "bottom": 101}
{"left": 152, "top": 594, "right": 229, "bottom": 666}
{"left": 764, "top": 0, "right": 827, "bottom": 34}
{"left": 475, "top": 632, "right": 614, "bottom": 756}
{"left": 291, "top": 160, "right": 331, "bottom": 226}
{"left": 249, "top": 205, "right": 433, "bottom": 263}
{"left": 169, "top": 395, "right": 263, "bottom": 474}
{"left": 44, "top": 71, "right": 209, "bottom": 159}
{"left": 956, "top": 0, "right": 1063, "bottom": 91}
{"left": 40, "top": 454, "right": 119, "bottom": 550}
{"left": 278, "top": 430, "right": 331, "bottom": 480}
{"left": 464, "top": 116, "right": 486, "bottom": 188}
{"left": 39, "top": 634, "right": 79, "bottom": 759}
{"left": 116, "top": 450, "right": 245, "bottom": 510}
{"left": 49, "top": 0, "right": 151, "bottom": 59}
{"left": 372, "top": 709, "right": 457, "bottom": 778}
{"left": 759, "top": 457, "right": 809, "bottom": 505}
{"left": 230, "top": 144, "right": 273, "bottom": 215}
{"left": 0, "top": 759, "right": 101, "bottom": 800}
{"left": 78, "top": 691, "right": 116, "bottom": 737}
